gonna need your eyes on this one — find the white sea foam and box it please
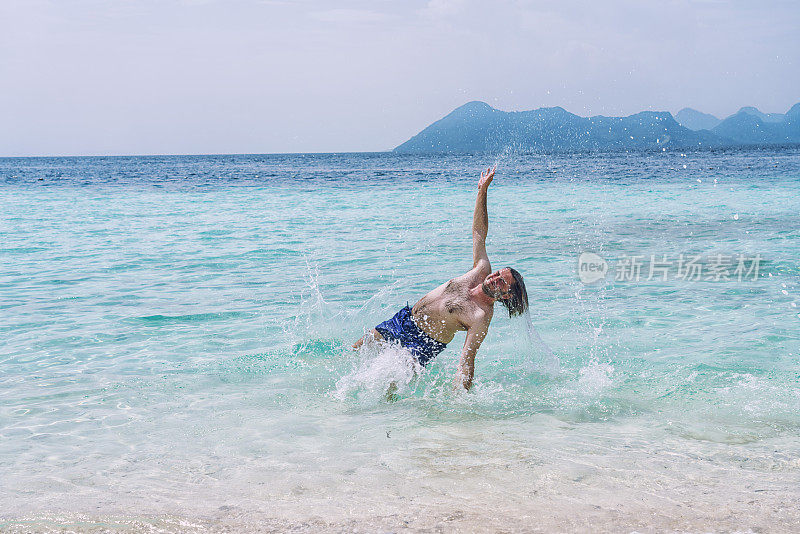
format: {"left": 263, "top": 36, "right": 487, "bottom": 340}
{"left": 576, "top": 359, "right": 615, "bottom": 396}
{"left": 334, "top": 342, "right": 422, "bottom": 402}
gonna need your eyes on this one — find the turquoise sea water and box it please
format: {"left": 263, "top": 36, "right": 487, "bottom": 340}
{"left": 1, "top": 149, "right": 799, "bottom": 532}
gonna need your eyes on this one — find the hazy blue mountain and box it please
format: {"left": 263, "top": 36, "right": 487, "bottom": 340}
{"left": 712, "top": 112, "right": 776, "bottom": 144}
{"left": 395, "top": 101, "right": 722, "bottom": 153}
{"left": 786, "top": 103, "right": 800, "bottom": 120}
{"left": 675, "top": 108, "right": 721, "bottom": 131}
{"left": 737, "top": 106, "right": 785, "bottom": 123}
{"left": 394, "top": 101, "right": 800, "bottom": 153}
{"left": 712, "top": 103, "right": 800, "bottom": 145}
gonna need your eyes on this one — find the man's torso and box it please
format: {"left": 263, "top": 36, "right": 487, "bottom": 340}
{"left": 411, "top": 266, "right": 492, "bottom": 343}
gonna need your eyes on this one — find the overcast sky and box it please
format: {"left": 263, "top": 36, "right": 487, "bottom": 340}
{"left": 1, "top": 0, "right": 798, "bottom": 156}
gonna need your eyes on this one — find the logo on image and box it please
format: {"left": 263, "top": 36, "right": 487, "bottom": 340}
{"left": 577, "top": 252, "right": 608, "bottom": 284}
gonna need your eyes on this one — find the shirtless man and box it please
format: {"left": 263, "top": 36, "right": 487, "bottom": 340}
{"left": 352, "top": 166, "right": 528, "bottom": 390}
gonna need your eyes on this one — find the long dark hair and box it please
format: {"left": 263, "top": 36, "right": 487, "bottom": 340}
{"left": 500, "top": 267, "right": 528, "bottom": 317}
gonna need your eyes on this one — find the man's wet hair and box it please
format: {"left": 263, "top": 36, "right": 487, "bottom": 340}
{"left": 500, "top": 267, "right": 528, "bottom": 317}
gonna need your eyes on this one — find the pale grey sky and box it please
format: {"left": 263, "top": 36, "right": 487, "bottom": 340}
{"left": 1, "top": 0, "right": 798, "bottom": 156}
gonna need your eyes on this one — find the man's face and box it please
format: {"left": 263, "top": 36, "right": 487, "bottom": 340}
{"left": 482, "top": 268, "right": 515, "bottom": 300}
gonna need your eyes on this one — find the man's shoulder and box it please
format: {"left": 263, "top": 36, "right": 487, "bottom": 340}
{"left": 464, "top": 260, "right": 491, "bottom": 281}
{"left": 475, "top": 258, "right": 491, "bottom": 276}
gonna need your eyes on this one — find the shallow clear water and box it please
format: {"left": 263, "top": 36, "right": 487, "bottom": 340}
{"left": 1, "top": 149, "right": 799, "bottom": 531}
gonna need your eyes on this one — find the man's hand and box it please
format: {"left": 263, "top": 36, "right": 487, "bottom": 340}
{"left": 478, "top": 166, "right": 495, "bottom": 191}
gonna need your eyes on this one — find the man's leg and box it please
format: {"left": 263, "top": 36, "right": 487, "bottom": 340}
{"left": 352, "top": 328, "right": 384, "bottom": 350}
{"left": 351, "top": 328, "right": 410, "bottom": 402}
{"left": 385, "top": 381, "right": 399, "bottom": 402}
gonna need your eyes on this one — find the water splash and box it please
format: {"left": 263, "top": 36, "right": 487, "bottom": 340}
{"left": 492, "top": 145, "right": 515, "bottom": 170}
{"left": 521, "top": 309, "right": 561, "bottom": 374}
{"left": 334, "top": 342, "right": 422, "bottom": 402}
{"left": 353, "top": 278, "right": 406, "bottom": 322}
{"left": 575, "top": 360, "right": 614, "bottom": 396}
{"left": 281, "top": 260, "right": 346, "bottom": 351}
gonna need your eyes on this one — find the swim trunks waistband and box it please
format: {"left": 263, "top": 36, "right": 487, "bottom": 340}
{"left": 374, "top": 305, "right": 447, "bottom": 366}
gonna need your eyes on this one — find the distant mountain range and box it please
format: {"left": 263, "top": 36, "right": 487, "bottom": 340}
{"left": 394, "top": 101, "right": 800, "bottom": 153}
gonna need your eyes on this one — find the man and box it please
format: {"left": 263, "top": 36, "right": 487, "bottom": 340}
{"left": 353, "top": 166, "right": 529, "bottom": 391}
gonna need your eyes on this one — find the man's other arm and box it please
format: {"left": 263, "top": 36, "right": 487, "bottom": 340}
{"left": 454, "top": 320, "right": 490, "bottom": 391}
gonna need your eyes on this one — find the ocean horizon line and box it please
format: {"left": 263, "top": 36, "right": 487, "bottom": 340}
{"left": 0, "top": 150, "right": 393, "bottom": 159}
{"left": 3, "top": 143, "right": 800, "bottom": 161}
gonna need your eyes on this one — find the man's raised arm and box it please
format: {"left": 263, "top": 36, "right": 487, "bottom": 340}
{"left": 472, "top": 166, "right": 495, "bottom": 270}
